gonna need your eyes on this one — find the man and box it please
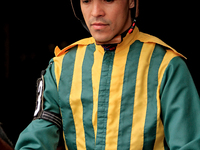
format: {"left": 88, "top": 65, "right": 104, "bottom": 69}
{"left": 15, "top": 0, "right": 200, "bottom": 149}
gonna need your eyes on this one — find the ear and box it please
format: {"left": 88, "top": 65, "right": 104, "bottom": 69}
{"left": 129, "top": 0, "right": 135, "bottom": 9}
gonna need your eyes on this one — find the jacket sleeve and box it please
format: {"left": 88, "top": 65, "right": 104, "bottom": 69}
{"left": 15, "top": 59, "right": 61, "bottom": 150}
{"left": 160, "top": 56, "right": 200, "bottom": 149}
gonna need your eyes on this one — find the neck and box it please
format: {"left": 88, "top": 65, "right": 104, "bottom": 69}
{"left": 96, "top": 35, "right": 122, "bottom": 45}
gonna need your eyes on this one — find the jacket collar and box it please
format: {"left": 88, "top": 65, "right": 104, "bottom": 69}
{"left": 55, "top": 26, "right": 185, "bottom": 59}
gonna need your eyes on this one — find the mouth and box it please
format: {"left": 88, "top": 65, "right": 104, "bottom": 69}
{"left": 91, "top": 22, "right": 109, "bottom": 30}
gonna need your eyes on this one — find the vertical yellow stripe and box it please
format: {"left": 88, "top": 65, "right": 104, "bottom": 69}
{"left": 153, "top": 50, "right": 178, "bottom": 150}
{"left": 105, "top": 46, "right": 130, "bottom": 150}
{"left": 69, "top": 45, "right": 87, "bottom": 150}
{"left": 53, "top": 55, "right": 65, "bottom": 88}
{"left": 130, "top": 43, "right": 155, "bottom": 149}
{"left": 63, "top": 132, "right": 69, "bottom": 150}
{"left": 92, "top": 45, "right": 104, "bottom": 141}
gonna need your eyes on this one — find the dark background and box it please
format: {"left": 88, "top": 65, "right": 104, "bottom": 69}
{"left": 1, "top": 1, "right": 199, "bottom": 146}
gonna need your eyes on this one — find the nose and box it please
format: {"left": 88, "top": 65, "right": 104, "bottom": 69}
{"left": 91, "top": 1, "right": 105, "bottom": 18}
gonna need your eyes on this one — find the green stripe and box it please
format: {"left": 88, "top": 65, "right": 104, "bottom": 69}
{"left": 95, "top": 50, "right": 115, "bottom": 150}
{"left": 143, "top": 44, "right": 166, "bottom": 150}
{"left": 117, "top": 40, "right": 143, "bottom": 150}
{"left": 81, "top": 44, "right": 96, "bottom": 149}
{"left": 160, "top": 57, "right": 200, "bottom": 149}
{"left": 58, "top": 47, "right": 78, "bottom": 149}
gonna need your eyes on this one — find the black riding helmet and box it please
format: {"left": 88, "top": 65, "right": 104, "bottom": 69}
{"left": 70, "top": 0, "right": 139, "bottom": 32}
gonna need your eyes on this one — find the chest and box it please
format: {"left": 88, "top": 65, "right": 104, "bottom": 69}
{"left": 57, "top": 42, "right": 166, "bottom": 149}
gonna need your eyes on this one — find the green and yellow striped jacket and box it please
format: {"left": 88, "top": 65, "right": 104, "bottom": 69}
{"left": 15, "top": 27, "right": 200, "bottom": 150}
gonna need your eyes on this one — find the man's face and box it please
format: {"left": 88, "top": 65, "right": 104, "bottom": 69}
{"left": 81, "top": 0, "right": 135, "bottom": 43}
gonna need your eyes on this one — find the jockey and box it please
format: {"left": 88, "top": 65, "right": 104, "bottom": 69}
{"left": 15, "top": 0, "right": 200, "bottom": 149}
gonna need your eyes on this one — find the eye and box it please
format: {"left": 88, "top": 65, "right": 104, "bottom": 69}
{"left": 82, "top": 0, "right": 91, "bottom": 3}
{"left": 104, "top": 0, "right": 114, "bottom": 3}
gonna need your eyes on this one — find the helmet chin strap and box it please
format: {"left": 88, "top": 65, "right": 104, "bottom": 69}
{"left": 96, "top": 19, "right": 136, "bottom": 45}
{"left": 70, "top": 0, "right": 139, "bottom": 38}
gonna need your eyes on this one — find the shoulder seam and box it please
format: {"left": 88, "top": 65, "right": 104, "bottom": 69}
{"left": 157, "top": 50, "right": 180, "bottom": 100}
{"left": 137, "top": 32, "right": 186, "bottom": 59}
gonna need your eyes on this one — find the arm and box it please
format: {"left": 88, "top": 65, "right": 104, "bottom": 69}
{"left": 15, "top": 59, "right": 61, "bottom": 150}
{"left": 160, "top": 56, "right": 200, "bottom": 149}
